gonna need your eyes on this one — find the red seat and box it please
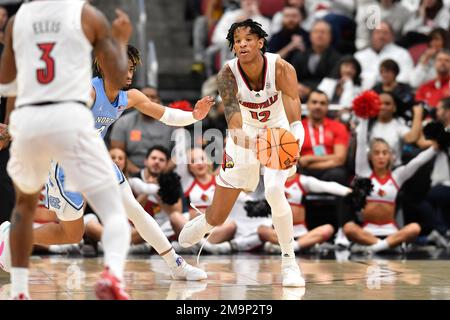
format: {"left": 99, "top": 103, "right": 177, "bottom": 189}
{"left": 259, "top": 0, "right": 284, "bottom": 18}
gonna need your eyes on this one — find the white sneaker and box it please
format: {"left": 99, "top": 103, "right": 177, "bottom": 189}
{"left": 334, "top": 228, "right": 351, "bottom": 248}
{"left": 281, "top": 257, "right": 305, "bottom": 287}
{"left": 0, "top": 221, "right": 11, "bottom": 273}
{"left": 179, "top": 214, "right": 213, "bottom": 248}
{"left": 263, "top": 242, "right": 281, "bottom": 254}
{"left": 170, "top": 256, "right": 207, "bottom": 281}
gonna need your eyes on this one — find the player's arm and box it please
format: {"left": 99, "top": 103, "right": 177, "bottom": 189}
{"left": 0, "top": 16, "right": 17, "bottom": 96}
{"left": 276, "top": 59, "right": 305, "bottom": 152}
{"left": 217, "top": 65, "right": 253, "bottom": 149}
{"left": 127, "top": 89, "right": 214, "bottom": 125}
{"left": 82, "top": 5, "right": 131, "bottom": 89}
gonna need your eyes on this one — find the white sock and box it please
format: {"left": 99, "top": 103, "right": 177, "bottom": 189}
{"left": 120, "top": 181, "right": 173, "bottom": 254}
{"left": 161, "top": 249, "right": 182, "bottom": 268}
{"left": 369, "top": 239, "right": 389, "bottom": 252}
{"left": 11, "top": 268, "right": 29, "bottom": 298}
{"left": 85, "top": 185, "right": 131, "bottom": 280}
{"left": 272, "top": 215, "right": 296, "bottom": 258}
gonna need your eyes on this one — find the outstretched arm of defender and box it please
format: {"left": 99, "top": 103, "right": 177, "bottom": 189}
{"left": 217, "top": 65, "right": 254, "bottom": 150}
{"left": 276, "top": 58, "right": 305, "bottom": 153}
{"left": 127, "top": 89, "right": 215, "bottom": 126}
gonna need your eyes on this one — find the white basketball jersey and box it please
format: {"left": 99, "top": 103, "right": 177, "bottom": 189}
{"left": 13, "top": 0, "right": 92, "bottom": 107}
{"left": 228, "top": 53, "right": 288, "bottom": 128}
{"left": 367, "top": 173, "right": 399, "bottom": 204}
{"left": 284, "top": 174, "right": 307, "bottom": 207}
{"left": 184, "top": 177, "right": 216, "bottom": 209}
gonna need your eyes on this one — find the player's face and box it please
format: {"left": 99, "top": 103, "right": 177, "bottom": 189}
{"left": 233, "top": 27, "right": 264, "bottom": 63}
{"left": 370, "top": 142, "right": 392, "bottom": 170}
{"left": 110, "top": 148, "right": 127, "bottom": 172}
{"left": 146, "top": 150, "right": 168, "bottom": 175}
{"left": 123, "top": 60, "right": 135, "bottom": 89}
{"left": 188, "top": 148, "right": 210, "bottom": 177}
{"left": 307, "top": 92, "right": 328, "bottom": 121}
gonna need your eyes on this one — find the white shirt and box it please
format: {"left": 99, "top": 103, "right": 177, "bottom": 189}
{"left": 212, "top": 9, "right": 271, "bottom": 45}
{"left": 369, "top": 119, "right": 410, "bottom": 166}
{"left": 354, "top": 43, "right": 414, "bottom": 90}
{"left": 317, "top": 78, "right": 362, "bottom": 107}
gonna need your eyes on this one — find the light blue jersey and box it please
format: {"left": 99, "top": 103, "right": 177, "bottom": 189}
{"left": 91, "top": 76, "right": 128, "bottom": 138}
{"left": 46, "top": 77, "right": 128, "bottom": 212}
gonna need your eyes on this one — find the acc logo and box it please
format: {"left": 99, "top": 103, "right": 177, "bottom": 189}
{"left": 222, "top": 152, "right": 234, "bottom": 171}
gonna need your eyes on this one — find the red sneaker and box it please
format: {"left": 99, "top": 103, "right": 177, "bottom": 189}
{"left": 95, "top": 267, "right": 130, "bottom": 300}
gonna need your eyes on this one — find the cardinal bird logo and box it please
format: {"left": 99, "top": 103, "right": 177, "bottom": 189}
{"left": 377, "top": 189, "right": 386, "bottom": 197}
{"left": 222, "top": 152, "right": 234, "bottom": 171}
{"left": 201, "top": 193, "right": 209, "bottom": 202}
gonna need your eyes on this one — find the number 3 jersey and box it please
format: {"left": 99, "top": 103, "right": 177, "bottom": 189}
{"left": 13, "top": 0, "right": 92, "bottom": 107}
{"left": 227, "top": 52, "right": 289, "bottom": 129}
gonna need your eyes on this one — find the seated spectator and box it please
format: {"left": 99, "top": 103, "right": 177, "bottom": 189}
{"left": 291, "top": 20, "right": 341, "bottom": 99}
{"left": 317, "top": 55, "right": 362, "bottom": 107}
{"left": 355, "top": 0, "right": 412, "bottom": 50}
{"left": 402, "top": 0, "right": 450, "bottom": 47}
{"left": 271, "top": 0, "right": 310, "bottom": 34}
{"left": 367, "top": 92, "right": 424, "bottom": 166}
{"left": 300, "top": 90, "right": 350, "bottom": 185}
{"left": 355, "top": 21, "right": 414, "bottom": 89}
{"left": 415, "top": 49, "right": 450, "bottom": 107}
{"left": 410, "top": 28, "right": 450, "bottom": 88}
{"left": 259, "top": 172, "right": 351, "bottom": 253}
{"left": 110, "top": 86, "right": 174, "bottom": 175}
{"left": 373, "top": 59, "right": 415, "bottom": 118}
{"left": 127, "top": 146, "right": 185, "bottom": 240}
{"left": 267, "top": 4, "right": 309, "bottom": 64}
{"left": 426, "top": 97, "right": 450, "bottom": 235}
{"left": 343, "top": 115, "right": 438, "bottom": 253}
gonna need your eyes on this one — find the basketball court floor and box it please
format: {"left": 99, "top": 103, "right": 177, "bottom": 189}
{"left": 1, "top": 250, "right": 449, "bottom": 300}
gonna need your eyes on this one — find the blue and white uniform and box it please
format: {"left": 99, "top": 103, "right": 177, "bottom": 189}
{"left": 43, "top": 77, "right": 128, "bottom": 221}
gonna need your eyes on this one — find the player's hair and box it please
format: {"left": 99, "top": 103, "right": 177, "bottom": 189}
{"left": 146, "top": 145, "right": 170, "bottom": 160}
{"left": 94, "top": 44, "right": 141, "bottom": 77}
{"left": 226, "top": 19, "right": 268, "bottom": 53}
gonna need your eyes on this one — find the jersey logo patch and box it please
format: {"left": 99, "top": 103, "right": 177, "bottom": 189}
{"left": 49, "top": 195, "right": 61, "bottom": 209}
{"left": 222, "top": 152, "right": 234, "bottom": 171}
{"left": 377, "top": 189, "right": 386, "bottom": 197}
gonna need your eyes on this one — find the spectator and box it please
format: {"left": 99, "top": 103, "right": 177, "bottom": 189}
{"left": 415, "top": 49, "right": 450, "bottom": 107}
{"left": 410, "top": 27, "right": 450, "bottom": 88}
{"left": 402, "top": 0, "right": 450, "bottom": 47}
{"left": 427, "top": 97, "right": 450, "bottom": 234}
{"left": 373, "top": 59, "right": 415, "bottom": 117}
{"left": 128, "top": 146, "right": 185, "bottom": 240}
{"left": 317, "top": 55, "right": 362, "bottom": 107}
{"left": 0, "top": 6, "right": 8, "bottom": 44}
{"left": 355, "top": 0, "right": 412, "bottom": 50}
{"left": 271, "top": 0, "right": 310, "bottom": 34}
{"left": 110, "top": 86, "right": 174, "bottom": 175}
{"left": 300, "top": 90, "right": 350, "bottom": 185}
{"left": 355, "top": 21, "right": 414, "bottom": 89}
{"left": 267, "top": 5, "right": 309, "bottom": 64}
{"left": 291, "top": 20, "right": 341, "bottom": 99}
{"left": 368, "top": 92, "right": 424, "bottom": 166}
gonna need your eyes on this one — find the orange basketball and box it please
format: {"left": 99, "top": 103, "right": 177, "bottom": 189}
{"left": 256, "top": 128, "right": 299, "bottom": 170}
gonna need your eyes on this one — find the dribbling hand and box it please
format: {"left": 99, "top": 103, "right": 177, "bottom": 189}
{"left": 192, "top": 96, "right": 215, "bottom": 121}
{"left": 112, "top": 9, "right": 132, "bottom": 44}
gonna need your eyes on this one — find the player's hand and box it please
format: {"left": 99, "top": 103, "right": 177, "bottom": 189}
{"left": 192, "top": 96, "right": 215, "bottom": 121}
{"left": 112, "top": 9, "right": 132, "bottom": 44}
{"left": 284, "top": 138, "right": 300, "bottom": 169}
{"left": 0, "top": 123, "right": 11, "bottom": 151}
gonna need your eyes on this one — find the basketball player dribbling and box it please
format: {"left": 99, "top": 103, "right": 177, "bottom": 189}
{"left": 0, "top": 0, "right": 133, "bottom": 299}
{"left": 179, "top": 19, "right": 307, "bottom": 287}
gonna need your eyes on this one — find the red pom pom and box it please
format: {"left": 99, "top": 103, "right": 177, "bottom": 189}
{"left": 352, "top": 90, "right": 381, "bottom": 119}
{"left": 168, "top": 100, "right": 193, "bottom": 112}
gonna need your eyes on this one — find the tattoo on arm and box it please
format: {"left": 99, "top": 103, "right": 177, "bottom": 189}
{"left": 217, "top": 66, "right": 240, "bottom": 125}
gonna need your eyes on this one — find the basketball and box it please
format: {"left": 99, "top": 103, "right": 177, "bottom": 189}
{"left": 256, "top": 128, "right": 299, "bottom": 170}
